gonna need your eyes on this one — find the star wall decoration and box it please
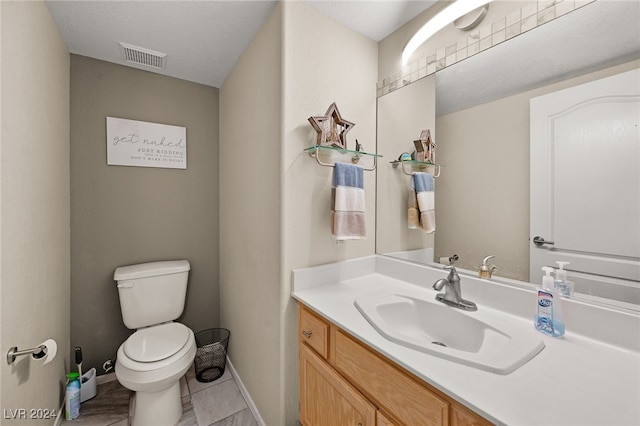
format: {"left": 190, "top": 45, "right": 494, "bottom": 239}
{"left": 308, "top": 102, "right": 355, "bottom": 149}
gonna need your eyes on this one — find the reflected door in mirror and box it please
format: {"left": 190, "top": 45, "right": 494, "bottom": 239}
{"left": 530, "top": 68, "right": 640, "bottom": 305}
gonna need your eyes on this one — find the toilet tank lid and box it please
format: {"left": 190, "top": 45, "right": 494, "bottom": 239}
{"left": 114, "top": 260, "right": 190, "bottom": 281}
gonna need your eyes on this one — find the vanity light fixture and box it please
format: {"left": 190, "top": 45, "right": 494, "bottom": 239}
{"left": 402, "top": 0, "right": 494, "bottom": 65}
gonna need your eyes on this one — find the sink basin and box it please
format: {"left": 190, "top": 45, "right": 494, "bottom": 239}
{"left": 355, "top": 293, "right": 544, "bottom": 374}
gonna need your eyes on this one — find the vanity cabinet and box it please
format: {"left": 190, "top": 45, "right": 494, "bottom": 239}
{"left": 298, "top": 304, "right": 493, "bottom": 426}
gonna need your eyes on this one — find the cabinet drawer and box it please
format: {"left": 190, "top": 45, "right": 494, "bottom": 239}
{"left": 299, "top": 305, "right": 329, "bottom": 359}
{"left": 333, "top": 329, "right": 449, "bottom": 426}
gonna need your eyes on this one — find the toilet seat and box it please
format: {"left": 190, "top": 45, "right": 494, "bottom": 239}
{"left": 124, "top": 323, "right": 190, "bottom": 362}
{"left": 117, "top": 322, "right": 195, "bottom": 372}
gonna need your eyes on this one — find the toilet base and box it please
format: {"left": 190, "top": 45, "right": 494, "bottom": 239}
{"left": 131, "top": 380, "right": 182, "bottom": 426}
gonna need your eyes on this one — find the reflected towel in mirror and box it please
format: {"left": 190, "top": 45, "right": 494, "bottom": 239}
{"left": 412, "top": 172, "right": 435, "bottom": 234}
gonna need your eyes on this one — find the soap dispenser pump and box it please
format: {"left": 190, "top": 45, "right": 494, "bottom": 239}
{"left": 478, "top": 255, "right": 497, "bottom": 279}
{"left": 535, "top": 267, "right": 565, "bottom": 338}
{"left": 554, "top": 261, "right": 574, "bottom": 298}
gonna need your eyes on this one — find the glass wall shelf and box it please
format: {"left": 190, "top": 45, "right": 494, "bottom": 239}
{"left": 304, "top": 145, "right": 381, "bottom": 171}
{"left": 390, "top": 159, "right": 442, "bottom": 177}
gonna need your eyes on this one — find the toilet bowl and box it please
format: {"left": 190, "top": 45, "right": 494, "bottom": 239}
{"left": 113, "top": 260, "right": 195, "bottom": 426}
{"left": 115, "top": 323, "right": 196, "bottom": 426}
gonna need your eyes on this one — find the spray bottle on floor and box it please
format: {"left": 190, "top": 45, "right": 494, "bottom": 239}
{"left": 65, "top": 372, "right": 81, "bottom": 420}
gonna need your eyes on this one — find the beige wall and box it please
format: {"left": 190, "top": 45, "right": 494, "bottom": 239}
{"left": 1, "top": 0, "right": 70, "bottom": 419}
{"left": 220, "top": 2, "right": 377, "bottom": 424}
{"left": 219, "top": 4, "right": 282, "bottom": 425}
{"left": 282, "top": 2, "right": 377, "bottom": 266}
{"left": 70, "top": 55, "right": 219, "bottom": 373}
{"left": 282, "top": 2, "right": 378, "bottom": 423}
{"left": 435, "top": 59, "right": 640, "bottom": 280}
{"left": 435, "top": 94, "right": 530, "bottom": 279}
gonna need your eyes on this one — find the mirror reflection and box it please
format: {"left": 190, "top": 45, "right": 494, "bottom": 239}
{"left": 376, "top": 0, "right": 640, "bottom": 310}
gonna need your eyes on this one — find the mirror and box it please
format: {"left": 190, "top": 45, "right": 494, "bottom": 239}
{"left": 377, "top": 75, "right": 436, "bottom": 262}
{"left": 376, "top": 0, "right": 640, "bottom": 310}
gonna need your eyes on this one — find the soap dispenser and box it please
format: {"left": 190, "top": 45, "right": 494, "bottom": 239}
{"left": 554, "top": 261, "right": 574, "bottom": 298}
{"left": 534, "top": 267, "right": 565, "bottom": 338}
{"left": 478, "top": 255, "right": 497, "bottom": 279}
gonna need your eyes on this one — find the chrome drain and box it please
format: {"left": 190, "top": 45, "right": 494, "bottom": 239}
{"left": 432, "top": 341, "right": 447, "bottom": 347}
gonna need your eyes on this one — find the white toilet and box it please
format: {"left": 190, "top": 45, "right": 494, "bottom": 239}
{"left": 114, "top": 260, "right": 196, "bottom": 426}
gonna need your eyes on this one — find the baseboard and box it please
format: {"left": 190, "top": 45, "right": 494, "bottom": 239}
{"left": 226, "top": 357, "right": 266, "bottom": 426}
{"left": 96, "top": 371, "right": 117, "bottom": 385}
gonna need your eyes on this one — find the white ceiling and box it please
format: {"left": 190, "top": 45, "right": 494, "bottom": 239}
{"left": 304, "top": 1, "right": 437, "bottom": 41}
{"left": 44, "top": 0, "right": 640, "bottom": 110}
{"left": 45, "top": 0, "right": 437, "bottom": 88}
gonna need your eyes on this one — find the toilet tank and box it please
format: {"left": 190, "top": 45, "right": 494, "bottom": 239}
{"left": 114, "top": 260, "right": 190, "bottom": 329}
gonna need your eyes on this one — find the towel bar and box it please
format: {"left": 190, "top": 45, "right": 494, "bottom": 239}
{"left": 390, "top": 159, "right": 442, "bottom": 177}
{"left": 304, "top": 145, "right": 381, "bottom": 171}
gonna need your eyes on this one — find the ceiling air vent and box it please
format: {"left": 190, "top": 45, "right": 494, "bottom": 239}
{"left": 118, "top": 42, "right": 167, "bottom": 70}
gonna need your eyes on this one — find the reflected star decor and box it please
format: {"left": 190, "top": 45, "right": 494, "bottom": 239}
{"left": 413, "top": 129, "right": 437, "bottom": 163}
{"left": 308, "top": 102, "right": 355, "bottom": 149}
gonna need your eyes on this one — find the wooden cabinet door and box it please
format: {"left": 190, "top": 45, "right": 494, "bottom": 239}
{"left": 299, "top": 343, "right": 376, "bottom": 426}
{"left": 451, "top": 404, "right": 493, "bottom": 426}
{"left": 376, "top": 411, "right": 396, "bottom": 426}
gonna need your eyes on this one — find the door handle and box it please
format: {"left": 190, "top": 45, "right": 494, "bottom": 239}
{"left": 532, "top": 236, "right": 555, "bottom": 247}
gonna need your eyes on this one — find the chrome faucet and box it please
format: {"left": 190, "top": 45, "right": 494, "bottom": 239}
{"left": 433, "top": 266, "right": 477, "bottom": 311}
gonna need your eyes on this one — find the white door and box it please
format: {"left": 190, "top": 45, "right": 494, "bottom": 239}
{"left": 530, "top": 68, "right": 640, "bottom": 305}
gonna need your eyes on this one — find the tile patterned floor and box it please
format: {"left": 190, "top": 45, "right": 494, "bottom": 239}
{"left": 64, "top": 365, "right": 257, "bottom": 426}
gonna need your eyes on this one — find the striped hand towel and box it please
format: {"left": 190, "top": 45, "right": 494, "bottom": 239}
{"left": 332, "top": 163, "right": 366, "bottom": 240}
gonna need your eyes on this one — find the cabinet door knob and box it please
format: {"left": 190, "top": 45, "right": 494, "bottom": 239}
{"left": 301, "top": 330, "right": 312, "bottom": 338}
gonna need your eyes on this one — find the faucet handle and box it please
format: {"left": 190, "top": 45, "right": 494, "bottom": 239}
{"left": 444, "top": 265, "right": 460, "bottom": 281}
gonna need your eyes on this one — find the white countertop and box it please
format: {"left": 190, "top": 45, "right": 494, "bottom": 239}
{"left": 292, "top": 255, "right": 640, "bottom": 426}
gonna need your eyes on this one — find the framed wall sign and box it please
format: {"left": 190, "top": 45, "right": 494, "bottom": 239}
{"left": 106, "top": 117, "right": 187, "bottom": 169}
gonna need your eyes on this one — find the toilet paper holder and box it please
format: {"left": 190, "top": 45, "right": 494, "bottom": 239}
{"left": 6, "top": 344, "right": 47, "bottom": 365}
